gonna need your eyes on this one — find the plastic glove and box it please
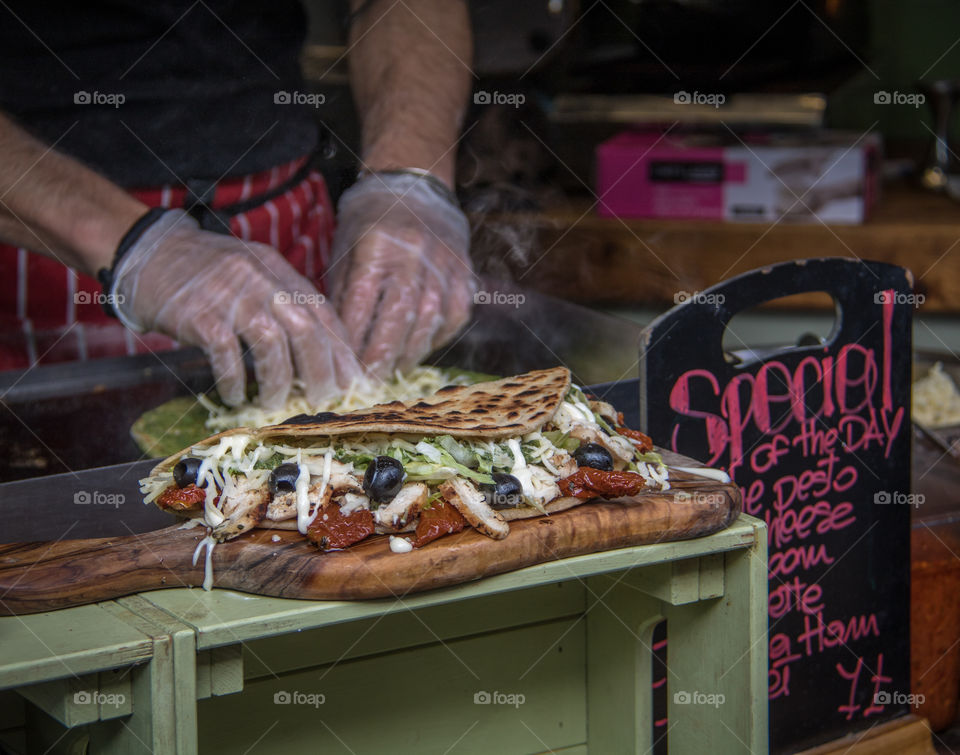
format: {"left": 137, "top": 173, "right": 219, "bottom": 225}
{"left": 327, "top": 172, "right": 476, "bottom": 378}
{"left": 111, "top": 209, "right": 361, "bottom": 409}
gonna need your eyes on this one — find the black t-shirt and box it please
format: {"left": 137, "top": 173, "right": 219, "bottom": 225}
{"left": 0, "top": 1, "right": 319, "bottom": 187}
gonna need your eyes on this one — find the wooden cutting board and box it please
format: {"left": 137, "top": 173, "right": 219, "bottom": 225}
{"left": 0, "top": 453, "right": 741, "bottom": 616}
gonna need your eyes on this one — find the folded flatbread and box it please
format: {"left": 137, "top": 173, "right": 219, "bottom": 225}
{"left": 140, "top": 368, "right": 717, "bottom": 574}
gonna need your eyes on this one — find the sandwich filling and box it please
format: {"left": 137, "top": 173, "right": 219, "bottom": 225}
{"left": 139, "top": 368, "right": 673, "bottom": 587}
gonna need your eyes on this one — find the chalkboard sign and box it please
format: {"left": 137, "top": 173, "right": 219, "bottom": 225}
{"left": 640, "top": 258, "right": 913, "bottom": 752}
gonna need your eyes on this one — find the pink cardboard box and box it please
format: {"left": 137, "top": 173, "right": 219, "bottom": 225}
{"left": 596, "top": 130, "right": 881, "bottom": 224}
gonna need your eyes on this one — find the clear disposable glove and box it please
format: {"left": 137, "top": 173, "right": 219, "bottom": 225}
{"left": 327, "top": 172, "right": 476, "bottom": 378}
{"left": 111, "top": 209, "right": 361, "bottom": 409}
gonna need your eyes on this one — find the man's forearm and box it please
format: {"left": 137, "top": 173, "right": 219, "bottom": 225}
{"left": 348, "top": 0, "right": 472, "bottom": 189}
{"left": 0, "top": 114, "right": 148, "bottom": 276}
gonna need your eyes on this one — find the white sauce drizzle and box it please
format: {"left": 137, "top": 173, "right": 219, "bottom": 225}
{"left": 673, "top": 465, "right": 731, "bottom": 484}
{"left": 294, "top": 451, "right": 312, "bottom": 534}
{"left": 201, "top": 470, "right": 225, "bottom": 527}
{"left": 389, "top": 536, "right": 413, "bottom": 553}
{"left": 506, "top": 438, "right": 534, "bottom": 499}
{"left": 191, "top": 535, "right": 217, "bottom": 591}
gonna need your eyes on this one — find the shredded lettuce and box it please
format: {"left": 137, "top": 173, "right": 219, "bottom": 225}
{"left": 436, "top": 435, "right": 479, "bottom": 469}
{"left": 542, "top": 430, "right": 580, "bottom": 453}
{"left": 430, "top": 447, "right": 494, "bottom": 485}
{"left": 636, "top": 451, "right": 663, "bottom": 465}
{"left": 335, "top": 451, "right": 375, "bottom": 466}
{"left": 253, "top": 452, "right": 284, "bottom": 470}
{"left": 593, "top": 413, "right": 617, "bottom": 435}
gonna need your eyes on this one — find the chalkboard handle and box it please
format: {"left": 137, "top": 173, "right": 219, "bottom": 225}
{"left": 641, "top": 258, "right": 915, "bottom": 368}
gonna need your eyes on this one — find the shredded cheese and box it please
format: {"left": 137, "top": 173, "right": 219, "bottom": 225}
{"left": 203, "top": 366, "right": 475, "bottom": 433}
{"left": 201, "top": 470, "right": 225, "bottom": 527}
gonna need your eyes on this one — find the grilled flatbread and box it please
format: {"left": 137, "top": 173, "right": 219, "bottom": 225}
{"left": 140, "top": 367, "right": 724, "bottom": 575}
{"left": 130, "top": 366, "right": 496, "bottom": 458}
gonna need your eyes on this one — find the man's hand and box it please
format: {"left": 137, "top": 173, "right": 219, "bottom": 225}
{"left": 340, "top": 0, "right": 476, "bottom": 376}
{"left": 328, "top": 172, "right": 474, "bottom": 378}
{"left": 112, "top": 210, "right": 361, "bottom": 408}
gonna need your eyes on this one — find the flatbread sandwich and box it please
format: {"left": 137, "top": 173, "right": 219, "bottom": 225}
{"left": 140, "top": 367, "right": 726, "bottom": 583}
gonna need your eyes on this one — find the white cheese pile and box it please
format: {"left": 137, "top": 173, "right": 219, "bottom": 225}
{"left": 201, "top": 366, "right": 476, "bottom": 433}
{"left": 914, "top": 362, "right": 960, "bottom": 428}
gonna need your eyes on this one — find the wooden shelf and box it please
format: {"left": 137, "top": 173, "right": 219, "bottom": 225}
{"left": 471, "top": 184, "right": 960, "bottom": 312}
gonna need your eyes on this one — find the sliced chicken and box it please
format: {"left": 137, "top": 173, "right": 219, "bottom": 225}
{"left": 552, "top": 402, "right": 634, "bottom": 465}
{"left": 374, "top": 483, "right": 428, "bottom": 531}
{"left": 266, "top": 473, "right": 360, "bottom": 522}
{"left": 439, "top": 477, "right": 509, "bottom": 540}
{"left": 266, "top": 490, "right": 297, "bottom": 522}
{"left": 212, "top": 478, "right": 269, "bottom": 541}
{"left": 568, "top": 425, "right": 635, "bottom": 465}
{"left": 338, "top": 491, "right": 370, "bottom": 515}
{"left": 588, "top": 399, "right": 618, "bottom": 425}
{"left": 527, "top": 465, "right": 562, "bottom": 506}
{"left": 373, "top": 520, "right": 418, "bottom": 535}
{"left": 545, "top": 449, "right": 577, "bottom": 478}
{"left": 329, "top": 472, "right": 364, "bottom": 492}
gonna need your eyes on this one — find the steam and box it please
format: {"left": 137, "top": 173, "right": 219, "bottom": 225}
{"left": 462, "top": 183, "right": 553, "bottom": 280}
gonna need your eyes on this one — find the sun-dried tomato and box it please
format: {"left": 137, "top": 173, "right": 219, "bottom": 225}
{"left": 413, "top": 499, "right": 467, "bottom": 548}
{"left": 558, "top": 468, "right": 646, "bottom": 499}
{"left": 306, "top": 504, "right": 375, "bottom": 551}
{"left": 156, "top": 484, "right": 207, "bottom": 511}
{"left": 616, "top": 426, "right": 653, "bottom": 452}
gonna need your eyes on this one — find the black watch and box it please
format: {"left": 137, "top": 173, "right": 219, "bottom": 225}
{"left": 96, "top": 207, "right": 170, "bottom": 319}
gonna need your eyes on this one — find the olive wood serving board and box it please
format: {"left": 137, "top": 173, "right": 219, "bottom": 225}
{"left": 0, "top": 452, "right": 740, "bottom": 615}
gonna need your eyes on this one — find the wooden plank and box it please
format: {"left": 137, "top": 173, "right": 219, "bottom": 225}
{"left": 585, "top": 576, "right": 664, "bottom": 754}
{"left": 98, "top": 667, "right": 134, "bottom": 719}
{"left": 195, "top": 650, "right": 211, "bottom": 700}
{"left": 139, "top": 516, "right": 759, "bottom": 651}
{"left": 479, "top": 185, "right": 960, "bottom": 312}
{"left": 243, "top": 581, "right": 584, "bottom": 680}
{"left": 87, "top": 632, "right": 178, "bottom": 755}
{"left": 0, "top": 603, "right": 152, "bottom": 689}
{"left": 796, "top": 714, "right": 935, "bottom": 754}
{"left": 111, "top": 595, "right": 200, "bottom": 755}
{"left": 21, "top": 704, "right": 88, "bottom": 755}
{"left": 89, "top": 597, "right": 199, "bottom": 755}
{"left": 17, "top": 670, "right": 131, "bottom": 726}
{"left": 596, "top": 559, "right": 702, "bottom": 606}
{"left": 197, "top": 618, "right": 587, "bottom": 755}
{"left": 206, "top": 645, "right": 243, "bottom": 697}
{"left": 0, "top": 462, "right": 740, "bottom": 614}
{"left": 698, "top": 553, "right": 725, "bottom": 600}
{"left": 664, "top": 519, "right": 768, "bottom": 754}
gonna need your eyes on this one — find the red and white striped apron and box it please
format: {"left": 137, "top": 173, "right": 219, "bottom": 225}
{"left": 0, "top": 156, "right": 334, "bottom": 370}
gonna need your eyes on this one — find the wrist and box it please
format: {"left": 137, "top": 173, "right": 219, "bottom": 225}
{"left": 101, "top": 208, "right": 185, "bottom": 326}
{"left": 71, "top": 197, "right": 151, "bottom": 277}
{"left": 361, "top": 144, "right": 455, "bottom": 190}
{"left": 357, "top": 168, "right": 458, "bottom": 209}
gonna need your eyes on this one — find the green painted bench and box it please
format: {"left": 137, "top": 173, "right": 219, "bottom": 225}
{"left": 0, "top": 513, "right": 767, "bottom": 754}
